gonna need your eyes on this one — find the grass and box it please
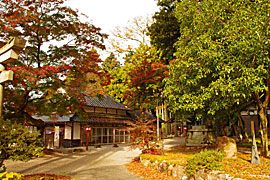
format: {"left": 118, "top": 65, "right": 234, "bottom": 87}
{"left": 140, "top": 149, "right": 195, "bottom": 166}
{"left": 237, "top": 137, "right": 270, "bottom": 147}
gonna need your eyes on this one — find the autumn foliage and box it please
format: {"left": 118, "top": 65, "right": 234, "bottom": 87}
{"left": 0, "top": 0, "right": 109, "bottom": 121}
{"left": 123, "top": 44, "right": 167, "bottom": 110}
{"left": 127, "top": 111, "right": 163, "bottom": 154}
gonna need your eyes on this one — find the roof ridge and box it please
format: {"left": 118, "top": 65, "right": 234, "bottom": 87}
{"left": 85, "top": 95, "right": 129, "bottom": 110}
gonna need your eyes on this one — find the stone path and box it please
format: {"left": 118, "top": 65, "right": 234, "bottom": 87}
{"left": 5, "top": 145, "right": 142, "bottom": 180}
{"left": 5, "top": 137, "right": 184, "bottom": 180}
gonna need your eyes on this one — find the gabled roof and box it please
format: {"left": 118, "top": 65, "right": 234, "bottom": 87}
{"left": 85, "top": 95, "right": 129, "bottom": 110}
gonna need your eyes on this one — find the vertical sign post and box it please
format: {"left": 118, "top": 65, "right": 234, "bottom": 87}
{"left": 0, "top": 37, "right": 26, "bottom": 121}
{"left": 54, "top": 126, "right": 60, "bottom": 148}
{"left": 251, "top": 121, "right": 260, "bottom": 164}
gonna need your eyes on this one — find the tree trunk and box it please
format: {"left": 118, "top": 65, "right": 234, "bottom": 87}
{"left": 238, "top": 115, "right": 249, "bottom": 143}
{"left": 254, "top": 80, "right": 270, "bottom": 157}
{"left": 229, "top": 115, "right": 240, "bottom": 139}
{"left": 232, "top": 124, "right": 240, "bottom": 140}
{"left": 258, "top": 108, "right": 269, "bottom": 157}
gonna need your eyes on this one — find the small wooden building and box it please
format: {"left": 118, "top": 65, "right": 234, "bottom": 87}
{"left": 35, "top": 96, "right": 133, "bottom": 148}
{"left": 241, "top": 107, "right": 270, "bottom": 137}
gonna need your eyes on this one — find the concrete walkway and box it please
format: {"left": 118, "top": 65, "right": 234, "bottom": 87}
{"left": 5, "top": 137, "right": 185, "bottom": 180}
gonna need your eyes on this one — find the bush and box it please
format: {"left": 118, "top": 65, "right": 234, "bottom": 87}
{"left": 0, "top": 171, "right": 23, "bottom": 180}
{"left": 0, "top": 120, "right": 44, "bottom": 171}
{"left": 185, "top": 149, "right": 225, "bottom": 176}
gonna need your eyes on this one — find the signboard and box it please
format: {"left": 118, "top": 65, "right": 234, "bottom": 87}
{"left": 54, "top": 126, "right": 60, "bottom": 148}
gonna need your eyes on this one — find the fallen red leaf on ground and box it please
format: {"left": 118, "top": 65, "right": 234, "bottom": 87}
{"left": 126, "top": 159, "right": 181, "bottom": 180}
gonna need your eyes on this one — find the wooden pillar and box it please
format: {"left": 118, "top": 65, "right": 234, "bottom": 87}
{"left": 43, "top": 127, "right": 46, "bottom": 147}
{"left": 100, "top": 127, "right": 103, "bottom": 144}
{"left": 113, "top": 128, "right": 115, "bottom": 144}
{"left": 128, "top": 130, "right": 130, "bottom": 143}
{"left": 107, "top": 128, "right": 109, "bottom": 143}
{"left": 80, "top": 125, "right": 83, "bottom": 146}
{"left": 118, "top": 129, "right": 121, "bottom": 142}
{"left": 95, "top": 127, "right": 97, "bottom": 144}
{"left": 70, "top": 122, "right": 74, "bottom": 148}
{"left": 123, "top": 131, "right": 125, "bottom": 143}
{"left": 61, "top": 126, "right": 64, "bottom": 148}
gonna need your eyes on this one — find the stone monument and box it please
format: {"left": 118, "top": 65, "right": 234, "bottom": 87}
{"left": 186, "top": 125, "right": 216, "bottom": 146}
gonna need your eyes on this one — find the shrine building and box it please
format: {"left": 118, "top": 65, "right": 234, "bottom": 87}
{"left": 33, "top": 96, "right": 133, "bottom": 148}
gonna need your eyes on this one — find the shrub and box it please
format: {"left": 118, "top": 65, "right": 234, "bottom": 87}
{"left": 0, "top": 171, "right": 23, "bottom": 180}
{"left": 185, "top": 149, "right": 225, "bottom": 176}
{"left": 0, "top": 120, "right": 44, "bottom": 171}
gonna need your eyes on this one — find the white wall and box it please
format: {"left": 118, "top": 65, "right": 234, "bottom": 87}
{"left": 65, "top": 124, "right": 71, "bottom": 139}
{"left": 73, "top": 123, "right": 80, "bottom": 140}
{"left": 64, "top": 123, "right": 81, "bottom": 140}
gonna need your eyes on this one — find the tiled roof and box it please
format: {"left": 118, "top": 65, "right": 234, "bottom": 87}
{"left": 85, "top": 96, "right": 129, "bottom": 110}
{"left": 32, "top": 114, "right": 74, "bottom": 123}
{"left": 71, "top": 113, "right": 132, "bottom": 125}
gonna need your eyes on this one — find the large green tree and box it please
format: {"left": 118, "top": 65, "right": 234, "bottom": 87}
{"left": 0, "top": 0, "right": 108, "bottom": 122}
{"left": 101, "top": 52, "right": 128, "bottom": 103}
{"left": 164, "top": 0, "right": 270, "bottom": 156}
{"left": 148, "top": 0, "right": 180, "bottom": 62}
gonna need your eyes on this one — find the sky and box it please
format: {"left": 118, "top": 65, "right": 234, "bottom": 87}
{"left": 65, "top": 0, "right": 159, "bottom": 35}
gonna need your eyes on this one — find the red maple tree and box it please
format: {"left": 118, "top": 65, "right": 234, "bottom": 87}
{"left": 0, "top": 0, "right": 109, "bottom": 123}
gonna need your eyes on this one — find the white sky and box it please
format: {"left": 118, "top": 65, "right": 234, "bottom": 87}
{"left": 65, "top": 0, "right": 159, "bottom": 35}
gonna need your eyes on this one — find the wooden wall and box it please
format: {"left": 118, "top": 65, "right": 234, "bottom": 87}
{"left": 84, "top": 107, "right": 127, "bottom": 116}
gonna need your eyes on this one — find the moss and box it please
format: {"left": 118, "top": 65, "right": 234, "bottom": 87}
{"left": 140, "top": 149, "right": 225, "bottom": 177}
{"left": 185, "top": 149, "right": 225, "bottom": 176}
{"left": 140, "top": 149, "right": 195, "bottom": 166}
